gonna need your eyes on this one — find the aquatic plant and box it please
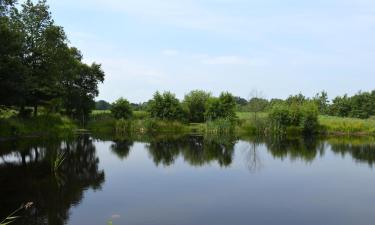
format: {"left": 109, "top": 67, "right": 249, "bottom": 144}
{"left": 0, "top": 202, "right": 33, "bottom": 225}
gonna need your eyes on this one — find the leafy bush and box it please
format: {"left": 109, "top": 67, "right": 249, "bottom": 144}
{"left": 269, "top": 102, "right": 319, "bottom": 135}
{"left": 183, "top": 90, "right": 211, "bottom": 123}
{"left": 148, "top": 91, "right": 185, "bottom": 121}
{"left": 205, "top": 92, "right": 237, "bottom": 121}
{"left": 111, "top": 98, "right": 133, "bottom": 119}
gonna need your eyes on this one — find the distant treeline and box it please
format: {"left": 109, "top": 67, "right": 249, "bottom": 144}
{"left": 0, "top": 0, "right": 105, "bottom": 121}
{"left": 98, "top": 90, "right": 375, "bottom": 120}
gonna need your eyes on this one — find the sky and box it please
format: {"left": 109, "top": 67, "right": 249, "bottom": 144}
{"left": 41, "top": 0, "right": 375, "bottom": 102}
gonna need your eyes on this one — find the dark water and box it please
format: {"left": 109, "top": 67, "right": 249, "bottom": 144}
{"left": 1, "top": 135, "right": 375, "bottom": 225}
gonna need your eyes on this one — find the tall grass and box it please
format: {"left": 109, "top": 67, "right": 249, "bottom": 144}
{"left": 319, "top": 115, "right": 375, "bottom": 135}
{"left": 0, "top": 114, "right": 76, "bottom": 138}
{"left": 0, "top": 202, "right": 33, "bottom": 225}
{"left": 206, "top": 118, "right": 235, "bottom": 134}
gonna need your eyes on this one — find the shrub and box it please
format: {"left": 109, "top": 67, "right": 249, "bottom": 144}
{"left": 183, "top": 90, "right": 211, "bottom": 123}
{"left": 111, "top": 98, "right": 133, "bottom": 119}
{"left": 269, "top": 102, "right": 319, "bottom": 135}
{"left": 148, "top": 91, "right": 185, "bottom": 121}
{"left": 205, "top": 92, "right": 237, "bottom": 121}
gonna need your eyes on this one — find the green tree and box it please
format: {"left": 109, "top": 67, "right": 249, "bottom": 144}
{"left": 329, "top": 95, "right": 351, "bottom": 117}
{"left": 16, "top": 0, "right": 68, "bottom": 116}
{"left": 148, "top": 91, "right": 185, "bottom": 121}
{"left": 205, "top": 92, "right": 236, "bottom": 121}
{"left": 286, "top": 93, "right": 306, "bottom": 105}
{"left": 95, "top": 100, "right": 111, "bottom": 110}
{"left": 183, "top": 90, "right": 211, "bottom": 123}
{"left": 0, "top": 0, "right": 27, "bottom": 109}
{"left": 111, "top": 98, "right": 133, "bottom": 119}
{"left": 313, "top": 91, "right": 329, "bottom": 114}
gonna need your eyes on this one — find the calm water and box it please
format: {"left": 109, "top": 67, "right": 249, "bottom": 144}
{"left": 1, "top": 135, "right": 375, "bottom": 225}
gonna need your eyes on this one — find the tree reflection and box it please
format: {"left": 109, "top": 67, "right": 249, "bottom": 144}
{"left": 264, "top": 136, "right": 324, "bottom": 162}
{"left": 110, "top": 139, "right": 134, "bottom": 159}
{"left": 144, "top": 134, "right": 237, "bottom": 167}
{"left": 0, "top": 135, "right": 105, "bottom": 225}
{"left": 328, "top": 137, "right": 375, "bottom": 167}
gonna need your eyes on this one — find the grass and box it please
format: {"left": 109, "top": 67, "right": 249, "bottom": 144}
{"left": 319, "top": 115, "right": 375, "bottom": 135}
{"left": 0, "top": 114, "right": 77, "bottom": 138}
{"left": 0, "top": 202, "right": 33, "bottom": 225}
{"left": 89, "top": 111, "right": 375, "bottom": 137}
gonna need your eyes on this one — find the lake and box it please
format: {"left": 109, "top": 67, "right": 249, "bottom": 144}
{"left": 0, "top": 134, "right": 375, "bottom": 225}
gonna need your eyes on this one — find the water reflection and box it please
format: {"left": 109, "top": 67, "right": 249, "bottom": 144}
{"left": 1, "top": 134, "right": 375, "bottom": 225}
{"left": 0, "top": 135, "right": 105, "bottom": 225}
{"left": 109, "top": 135, "right": 375, "bottom": 169}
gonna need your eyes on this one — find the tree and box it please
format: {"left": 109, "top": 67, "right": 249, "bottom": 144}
{"left": 286, "top": 93, "right": 306, "bottom": 105}
{"left": 205, "top": 92, "right": 236, "bottom": 121}
{"left": 329, "top": 95, "right": 351, "bottom": 117}
{"left": 183, "top": 90, "right": 211, "bottom": 123}
{"left": 111, "top": 98, "right": 133, "bottom": 119}
{"left": 0, "top": 0, "right": 27, "bottom": 108}
{"left": 148, "top": 91, "right": 185, "bottom": 121}
{"left": 95, "top": 100, "right": 111, "bottom": 110}
{"left": 313, "top": 91, "right": 329, "bottom": 114}
{"left": 247, "top": 89, "right": 268, "bottom": 122}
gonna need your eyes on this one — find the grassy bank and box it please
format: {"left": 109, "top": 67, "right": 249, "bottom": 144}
{"left": 319, "top": 115, "right": 375, "bottom": 135}
{"left": 0, "top": 114, "right": 77, "bottom": 139}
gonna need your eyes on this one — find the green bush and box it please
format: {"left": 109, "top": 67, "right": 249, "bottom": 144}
{"left": 183, "top": 90, "right": 211, "bottom": 123}
{"left": 148, "top": 91, "right": 185, "bottom": 121}
{"left": 269, "top": 102, "right": 319, "bottom": 135}
{"left": 0, "top": 114, "right": 77, "bottom": 138}
{"left": 205, "top": 92, "right": 237, "bottom": 121}
{"left": 111, "top": 98, "right": 133, "bottom": 119}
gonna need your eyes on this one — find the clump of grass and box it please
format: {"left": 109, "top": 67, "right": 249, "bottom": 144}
{"left": 0, "top": 202, "right": 33, "bottom": 225}
{"left": 51, "top": 152, "right": 66, "bottom": 173}
{"left": 319, "top": 115, "right": 375, "bottom": 135}
{"left": 206, "top": 118, "right": 235, "bottom": 135}
{"left": 0, "top": 114, "right": 76, "bottom": 138}
{"left": 133, "top": 111, "right": 149, "bottom": 120}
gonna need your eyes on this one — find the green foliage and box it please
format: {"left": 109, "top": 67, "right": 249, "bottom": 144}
{"left": 246, "top": 97, "right": 269, "bottom": 113}
{"left": 95, "top": 100, "right": 111, "bottom": 110}
{"left": 0, "top": 0, "right": 104, "bottom": 122}
{"left": 313, "top": 91, "right": 329, "bottom": 114}
{"left": 0, "top": 114, "right": 76, "bottom": 138}
{"left": 148, "top": 91, "right": 185, "bottom": 121}
{"left": 329, "top": 91, "right": 375, "bottom": 119}
{"left": 269, "top": 102, "right": 319, "bottom": 135}
{"left": 111, "top": 98, "right": 133, "bottom": 119}
{"left": 206, "top": 118, "right": 235, "bottom": 135}
{"left": 183, "top": 90, "right": 211, "bottom": 123}
{"left": 133, "top": 110, "right": 149, "bottom": 120}
{"left": 205, "top": 92, "right": 237, "bottom": 121}
{"left": 319, "top": 115, "right": 375, "bottom": 135}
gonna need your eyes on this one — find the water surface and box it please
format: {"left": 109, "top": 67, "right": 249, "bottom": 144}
{"left": 0, "top": 135, "right": 375, "bottom": 225}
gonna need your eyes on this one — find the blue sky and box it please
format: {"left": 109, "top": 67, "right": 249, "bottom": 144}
{"left": 42, "top": 0, "right": 375, "bottom": 102}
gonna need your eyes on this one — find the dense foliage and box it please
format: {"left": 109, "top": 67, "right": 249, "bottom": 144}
{"left": 269, "top": 102, "right": 319, "bottom": 135}
{"left": 148, "top": 91, "right": 185, "bottom": 121}
{"left": 0, "top": 0, "right": 104, "bottom": 121}
{"left": 111, "top": 98, "right": 133, "bottom": 119}
{"left": 95, "top": 100, "right": 111, "bottom": 110}
{"left": 205, "top": 92, "right": 237, "bottom": 121}
{"left": 183, "top": 90, "right": 211, "bottom": 123}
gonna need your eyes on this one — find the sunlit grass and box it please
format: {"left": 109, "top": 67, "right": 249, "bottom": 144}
{"left": 319, "top": 115, "right": 375, "bottom": 135}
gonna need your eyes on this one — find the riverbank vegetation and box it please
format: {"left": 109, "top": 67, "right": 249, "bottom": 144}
{"left": 1, "top": 1, "right": 375, "bottom": 139}
{"left": 89, "top": 90, "right": 375, "bottom": 137}
{"left": 0, "top": 0, "right": 104, "bottom": 138}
